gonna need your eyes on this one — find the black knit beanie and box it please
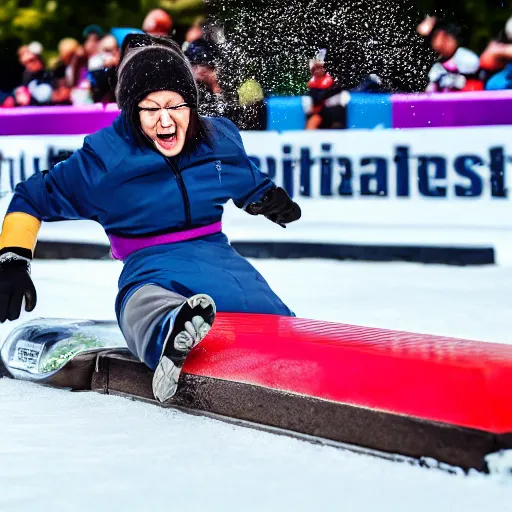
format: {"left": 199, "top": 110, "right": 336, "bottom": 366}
{"left": 116, "top": 46, "right": 198, "bottom": 112}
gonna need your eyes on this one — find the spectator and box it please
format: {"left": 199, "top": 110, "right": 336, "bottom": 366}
{"left": 182, "top": 18, "right": 205, "bottom": 51}
{"left": 481, "top": 17, "right": 512, "bottom": 73}
{"left": 51, "top": 38, "right": 80, "bottom": 104}
{"left": 18, "top": 42, "right": 42, "bottom": 84}
{"left": 85, "top": 25, "right": 107, "bottom": 77}
{"left": 67, "top": 25, "right": 105, "bottom": 105}
{"left": 184, "top": 38, "right": 230, "bottom": 114}
{"left": 55, "top": 38, "right": 80, "bottom": 76}
{"left": 90, "top": 34, "right": 120, "bottom": 103}
{"left": 313, "top": 74, "right": 387, "bottom": 130}
{"left": 305, "top": 49, "right": 335, "bottom": 129}
{"left": 142, "top": 9, "right": 173, "bottom": 37}
{"left": 481, "top": 16, "right": 512, "bottom": 90}
{"left": 17, "top": 42, "right": 54, "bottom": 106}
{"left": 83, "top": 24, "right": 105, "bottom": 66}
{"left": 66, "top": 45, "right": 88, "bottom": 88}
{"left": 99, "top": 34, "right": 121, "bottom": 69}
{"left": 417, "top": 16, "right": 483, "bottom": 92}
{"left": 17, "top": 45, "right": 30, "bottom": 83}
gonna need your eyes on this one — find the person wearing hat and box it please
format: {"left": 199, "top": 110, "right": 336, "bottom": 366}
{"left": 481, "top": 16, "right": 512, "bottom": 90}
{"left": 417, "top": 16, "right": 482, "bottom": 92}
{"left": 0, "top": 34, "right": 300, "bottom": 403}
{"left": 82, "top": 24, "right": 105, "bottom": 60}
{"left": 89, "top": 34, "right": 122, "bottom": 103}
{"left": 305, "top": 49, "right": 335, "bottom": 130}
{"left": 16, "top": 42, "right": 55, "bottom": 106}
{"left": 183, "top": 38, "right": 230, "bottom": 115}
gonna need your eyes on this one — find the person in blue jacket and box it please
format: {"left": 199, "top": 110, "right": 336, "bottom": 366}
{"left": 0, "top": 34, "right": 300, "bottom": 402}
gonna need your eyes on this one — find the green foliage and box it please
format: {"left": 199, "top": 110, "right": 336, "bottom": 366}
{"left": 0, "top": 0, "right": 205, "bottom": 51}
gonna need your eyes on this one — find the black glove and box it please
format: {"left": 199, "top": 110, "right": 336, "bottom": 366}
{"left": 0, "top": 247, "right": 37, "bottom": 322}
{"left": 246, "top": 187, "right": 301, "bottom": 228}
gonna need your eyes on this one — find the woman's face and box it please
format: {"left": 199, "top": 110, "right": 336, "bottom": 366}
{"left": 138, "top": 90, "right": 191, "bottom": 157}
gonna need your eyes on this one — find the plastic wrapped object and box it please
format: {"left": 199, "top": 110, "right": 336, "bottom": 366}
{"left": 1, "top": 318, "right": 127, "bottom": 384}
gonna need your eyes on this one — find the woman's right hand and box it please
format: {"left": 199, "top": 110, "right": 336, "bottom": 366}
{"left": 0, "top": 248, "right": 37, "bottom": 322}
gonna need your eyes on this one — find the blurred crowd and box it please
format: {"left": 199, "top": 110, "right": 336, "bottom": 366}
{"left": 305, "top": 14, "right": 512, "bottom": 129}
{"left": 2, "top": 10, "right": 512, "bottom": 132}
{"left": 417, "top": 15, "right": 512, "bottom": 93}
{"left": 0, "top": 9, "right": 266, "bottom": 130}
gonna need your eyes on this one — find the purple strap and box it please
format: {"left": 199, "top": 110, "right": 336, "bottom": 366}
{"left": 108, "top": 221, "right": 222, "bottom": 261}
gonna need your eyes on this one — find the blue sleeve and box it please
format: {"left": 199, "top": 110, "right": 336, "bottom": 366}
{"left": 213, "top": 117, "right": 274, "bottom": 209}
{"left": 7, "top": 140, "right": 104, "bottom": 222}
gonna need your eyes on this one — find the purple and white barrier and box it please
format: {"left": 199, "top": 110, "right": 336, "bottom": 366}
{"left": 392, "top": 90, "right": 512, "bottom": 129}
{"left": 0, "top": 104, "right": 120, "bottom": 136}
{"left": 1, "top": 91, "right": 512, "bottom": 136}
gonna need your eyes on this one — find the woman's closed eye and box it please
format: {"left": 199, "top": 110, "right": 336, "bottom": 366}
{"left": 138, "top": 103, "right": 189, "bottom": 113}
{"left": 139, "top": 107, "right": 160, "bottom": 113}
{"left": 164, "top": 103, "right": 189, "bottom": 111}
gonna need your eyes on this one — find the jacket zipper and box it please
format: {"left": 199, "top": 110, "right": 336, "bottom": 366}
{"left": 164, "top": 157, "right": 192, "bottom": 227}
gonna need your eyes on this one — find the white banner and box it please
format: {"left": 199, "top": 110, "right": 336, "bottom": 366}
{"left": 1, "top": 127, "right": 512, "bottom": 262}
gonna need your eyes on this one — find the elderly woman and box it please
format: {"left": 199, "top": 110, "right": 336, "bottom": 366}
{"left": 0, "top": 35, "right": 300, "bottom": 402}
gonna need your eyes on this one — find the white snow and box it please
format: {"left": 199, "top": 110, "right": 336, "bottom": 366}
{"left": 0, "top": 378, "right": 510, "bottom": 512}
{"left": 1, "top": 257, "right": 512, "bottom": 510}
{"left": 487, "top": 450, "right": 512, "bottom": 481}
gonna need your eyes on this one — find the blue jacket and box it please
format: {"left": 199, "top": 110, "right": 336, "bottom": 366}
{"left": 9, "top": 114, "right": 293, "bottom": 318}
{"left": 485, "top": 64, "right": 512, "bottom": 91}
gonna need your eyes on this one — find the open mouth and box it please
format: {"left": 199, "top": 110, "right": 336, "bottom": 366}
{"left": 157, "top": 131, "right": 176, "bottom": 141}
{"left": 155, "top": 131, "right": 178, "bottom": 151}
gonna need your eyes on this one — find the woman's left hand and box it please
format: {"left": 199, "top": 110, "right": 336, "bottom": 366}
{"left": 246, "top": 187, "right": 301, "bottom": 228}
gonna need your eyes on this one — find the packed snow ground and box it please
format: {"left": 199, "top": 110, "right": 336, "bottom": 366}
{"left": 1, "top": 378, "right": 510, "bottom": 512}
{"left": 0, "top": 258, "right": 511, "bottom": 511}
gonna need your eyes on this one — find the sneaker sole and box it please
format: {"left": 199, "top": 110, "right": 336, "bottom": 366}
{"left": 152, "top": 294, "right": 216, "bottom": 402}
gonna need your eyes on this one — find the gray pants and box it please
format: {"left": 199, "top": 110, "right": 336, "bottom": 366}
{"left": 119, "top": 284, "right": 185, "bottom": 367}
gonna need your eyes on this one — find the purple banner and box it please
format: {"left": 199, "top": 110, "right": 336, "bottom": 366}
{"left": 0, "top": 104, "right": 120, "bottom": 136}
{"left": 392, "top": 90, "right": 512, "bottom": 129}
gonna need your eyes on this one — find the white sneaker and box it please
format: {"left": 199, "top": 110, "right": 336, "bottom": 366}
{"left": 152, "top": 294, "right": 216, "bottom": 403}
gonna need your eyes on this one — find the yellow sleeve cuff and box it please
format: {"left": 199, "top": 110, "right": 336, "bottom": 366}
{"left": 0, "top": 213, "right": 41, "bottom": 253}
